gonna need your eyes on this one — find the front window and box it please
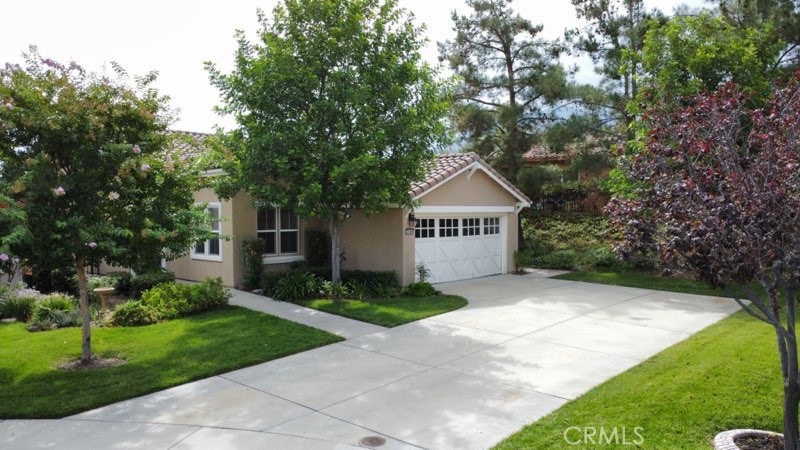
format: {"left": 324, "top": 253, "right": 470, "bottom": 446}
{"left": 192, "top": 203, "right": 221, "bottom": 260}
{"left": 257, "top": 208, "right": 299, "bottom": 255}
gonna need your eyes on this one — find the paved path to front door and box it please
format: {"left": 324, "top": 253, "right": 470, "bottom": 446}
{"left": 0, "top": 273, "right": 742, "bottom": 449}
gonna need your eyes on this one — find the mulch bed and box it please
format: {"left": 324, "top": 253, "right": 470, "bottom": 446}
{"left": 734, "top": 434, "right": 784, "bottom": 450}
{"left": 58, "top": 357, "right": 126, "bottom": 371}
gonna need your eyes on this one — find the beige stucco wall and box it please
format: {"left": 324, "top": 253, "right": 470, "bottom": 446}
{"left": 339, "top": 208, "right": 407, "bottom": 283}
{"left": 420, "top": 169, "right": 518, "bottom": 206}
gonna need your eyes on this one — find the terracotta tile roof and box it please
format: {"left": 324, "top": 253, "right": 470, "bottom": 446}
{"left": 411, "top": 152, "right": 531, "bottom": 204}
{"left": 165, "top": 130, "right": 211, "bottom": 161}
{"left": 522, "top": 144, "right": 575, "bottom": 163}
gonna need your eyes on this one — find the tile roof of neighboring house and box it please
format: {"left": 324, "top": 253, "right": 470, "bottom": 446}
{"left": 522, "top": 144, "right": 575, "bottom": 163}
{"left": 165, "top": 130, "right": 212, "bottom": 161}
{"left": 411, "top": 152, "right": 531, "bottom": 204}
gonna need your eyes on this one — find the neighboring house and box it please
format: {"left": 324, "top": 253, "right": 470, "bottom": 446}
{"left": 522, "top": 145, "right": 575, "bottom": 168}
{"left": 105, "top": 133, "right": 532, "bottom": 287}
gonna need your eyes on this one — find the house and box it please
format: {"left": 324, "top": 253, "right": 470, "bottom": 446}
{"left": 110, "top": 132, "right": 532, "bottom": 287}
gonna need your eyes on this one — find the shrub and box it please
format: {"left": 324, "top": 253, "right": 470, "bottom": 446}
{"left": 341, "top": 270, "right": 398, "bottom": 297}
{"left": 346, "top": 280, "right": 368, "bottom": 300}
{"left": 241, "top": 240, "right": 264, "bottom": 291}
{"left": 322, "top": 281, "right": 350, "bottom": 300}
{"left": 131, "top": 271, "right": 175, "bottom": 298}
{"left": 105, "top": 271, "right": 133, "bottom": 296}
{"left": 139, "top": 278, "right": 230, "bottom": 320}
{"left": 188, "top": 277, "right": 231, "bottom": 312}
{"left": 273, "top": 271, "right": 322, "bottom": 302}
{"left": 536, "top": 250, "right": 578, "bottom": 270}
{"left": 513, "top": 250, "right": 534, "bottom": 271}
{"left": 31, "top": 294, "right": 80, "bottom": 329}
{"left": 577, "top": 247, "right": 626, "bottom": 272}
{"left": 402, "top": 282, "right": 439, "bottom": 297}
{"left": 1, "top": 296, "right": 36, "bottom": 321}
{"left": 110, "top": 300, "right": 159, "bottom": 326}
{"left": 306, "top": 230, "right": 329, "bottom": 267}
{"left": 415, "top": 263, "right": 431, "bottom": 283}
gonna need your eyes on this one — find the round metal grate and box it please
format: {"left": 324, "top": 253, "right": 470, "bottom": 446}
{"left": 359, "top": 436, "right": 387, "bottom": 447}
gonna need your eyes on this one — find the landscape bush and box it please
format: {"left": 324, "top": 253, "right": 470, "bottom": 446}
{"left": 272, "top": 271, "right": 322, "bottom": 302}
{"left": 321, "top": 281, "right": 351, "bottom": 300}
{"left": 131, "top": 271, "right": 175, "bottom": 298}
{"left": 535, "top": 250, "right": 578, "bottom": 271}
{"left": 240, "top": 240, "right": 264, "bottom": 291}
{"left": 402, "top": 282, "right": 439, "bottom": 297}
{"left": 109, "top": 300, "right": 159, "bottom": 326}
{"left": 139, "top": 278, "right": 230, "bottom": 320}
{"left": 31, "top": 294, "right": 80, "bottom": 329}
{"left": 0, "top": 296, "right": 36, "bottom": 321}
{"left": 105, "top": 271, "right": 133, "bottom": 296}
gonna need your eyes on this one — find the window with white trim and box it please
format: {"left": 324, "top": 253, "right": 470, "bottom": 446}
{"left": 438, "top": 218, "right": 459, "bottom": 237}
{"left": 484, "top": 217, "right": 500, "bottom": 235}
{"left": 192, "top": 203, "right": 221, "bottom": 260}
{"left": 415, "top": 218, "right": 435, "bottom": 238}
{"left": 257, "top": 208, "right": 299, "bottom": 255}
{"left": 462, "top": 218, "right": 481, "bottom": 236}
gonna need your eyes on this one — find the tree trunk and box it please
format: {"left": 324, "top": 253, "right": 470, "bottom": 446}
{"left": 330, "top": 214, "right": 342, "bottom": 283}
{"left": 75, "top": 257, "right": 92, "bottom": 362}
{"left": 783, "top": 371, "right": 799, "bottom": 450}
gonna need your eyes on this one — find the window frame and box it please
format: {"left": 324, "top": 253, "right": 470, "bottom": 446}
{"left": 191, "top": 202, "right": 223, "bottom": 262}
{"left": 257, "top": 207, "right": 303, "bottom": 264}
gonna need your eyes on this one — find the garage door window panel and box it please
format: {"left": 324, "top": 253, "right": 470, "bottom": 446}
{"left": 439, "top": 218, "right": 459, "bottom": 237}
{"left": 415, "top": 218, "right": 435, "bottom": 239}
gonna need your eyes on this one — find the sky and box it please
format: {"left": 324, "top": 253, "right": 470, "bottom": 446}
{"left": 1, "top": 0, "right": 705, "bottom": 133}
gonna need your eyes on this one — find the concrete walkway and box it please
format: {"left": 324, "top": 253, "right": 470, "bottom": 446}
{"left": 0, "top": 273, "right": 742, "bottom": 449}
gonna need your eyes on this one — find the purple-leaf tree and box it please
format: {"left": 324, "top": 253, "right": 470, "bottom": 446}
{"left": 606, "top": 72, "right": 800, "bottom": 447}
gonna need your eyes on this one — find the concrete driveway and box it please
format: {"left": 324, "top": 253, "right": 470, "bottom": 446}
{"left": 0, "top": 272, "right": 742, "bottom": 449}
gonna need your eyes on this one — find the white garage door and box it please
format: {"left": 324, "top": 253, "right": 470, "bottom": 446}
{"left": 414, "top": 216, "right": 504, "bottom": 283}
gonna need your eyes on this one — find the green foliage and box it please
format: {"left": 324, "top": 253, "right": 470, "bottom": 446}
{"left": 341, "top": 270, "right": 398, "bottom": 292}
{"left": 321, "top": 281, "right": 350, "bottom": 301}
{"left": 272, "top": 271, "right": 323, "bottom": 302}
{"left": 516, "top": 166, "right": 563, "bottom": 199}
{"left": 131, "top": 271, "right": 175, "bottom": 298}
{"left": 0, "top": 49, "right": 213, "bottom": 359}
{"left": 31, "top": 294, "right": 80, "bottom": 329}
{"left": 402, "top": 282, "right": 439, "bottom": 297}
{"left": 577, "top": 247, "right": 625, "bottom": 272}
{"left": 440, "top": 0, "right": 570, "bottom": 179}
{"left": 535, "top": 250, "right": 578, "bottom": 270}
{"left": 522, "top": 212, "right": 618, "bottom": 256}
{"left": 109, "top": 300, "right": 159, "bottom": 327}
{"left": 139, "top": 278, "right": 230, "bottom": 321}
{"left": 105, "top": 271, "right": 133, "bottom": 297}
{"left": 240, "top": 240, "right": 264, "bottom": 291}
{"left": 207, "top": 0, "right": 449, "bottom": 282}
{"left": 513, "top": 250, "right": 534, "bottom": 271}
{"left": 305, "top": 231, "right": 329, "bottom": 268}
{"left": 639, "top": 13, "right": 782, "bottom": 108}
{"left": 1, "top": 296, "right": 36, "bottom": 321}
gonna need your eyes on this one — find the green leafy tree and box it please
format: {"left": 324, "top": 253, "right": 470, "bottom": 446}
{"left": 715, "top": 0, "right": 800, "bottom": 70}
{"left": 207, "top": 0, "right": 448, "bottom": 282}
{"left": 439, "top": 0, "right": 570, "bottom": 180}
{"left": 0, "top": 49, "right": 210, "bottom": 363}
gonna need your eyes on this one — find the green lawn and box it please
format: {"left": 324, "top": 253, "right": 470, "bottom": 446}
{"left": 300, "top": 295, "right": 468, "bottom": 327}
{"left": 555, "top": 271, "right": 736, "bottom": 297}
{"left": 0, "top": 305, "right": 342, "bottom": 419}
{"left": 494, "top": 310, "right": 783, "bottom": 449}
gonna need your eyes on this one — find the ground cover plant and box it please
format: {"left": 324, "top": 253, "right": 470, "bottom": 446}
{"left": 0, "top": 306, "right": 341, "bottom": 418}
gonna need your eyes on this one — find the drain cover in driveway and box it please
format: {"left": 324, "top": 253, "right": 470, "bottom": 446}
{"left": 359, "top": 436, "right": 386, "bottom": 447}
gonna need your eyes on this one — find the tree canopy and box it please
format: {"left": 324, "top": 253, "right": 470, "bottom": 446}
{"left": 0, "top": 48, "right": 210, "bottom": 362}
{"left": 207, "top": 0, "right": 449, "bottom": 281}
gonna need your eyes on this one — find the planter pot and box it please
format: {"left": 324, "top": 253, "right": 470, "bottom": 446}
{"left": 714, "top": 429, "right": 783, "bottom": 450}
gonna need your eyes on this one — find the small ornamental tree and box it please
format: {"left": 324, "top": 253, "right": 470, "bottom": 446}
{"left": 606, "top": 73, "right": 800, "bottom": 447}
{"left": 0, "top": 49, "right": 210, "bottom": 363}
{"left": 207, "top": 0, "right": 448, "bottom": 282}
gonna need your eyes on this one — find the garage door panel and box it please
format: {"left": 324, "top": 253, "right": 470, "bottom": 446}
{"left": 415, "top": 215, "right": 504, "bottom": 283}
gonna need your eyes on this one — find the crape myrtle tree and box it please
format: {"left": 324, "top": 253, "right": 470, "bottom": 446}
{"left": 438, "top": 0, "right": 570, "bottom": 181}
{"left": 606, "top": 74, "right": 800, "bottom": 447}
{"left": 0, "top": 49, "right": 211, "bottom": 363}
{"left": 207, "top": 0, "right": 448, "bottom": 282}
